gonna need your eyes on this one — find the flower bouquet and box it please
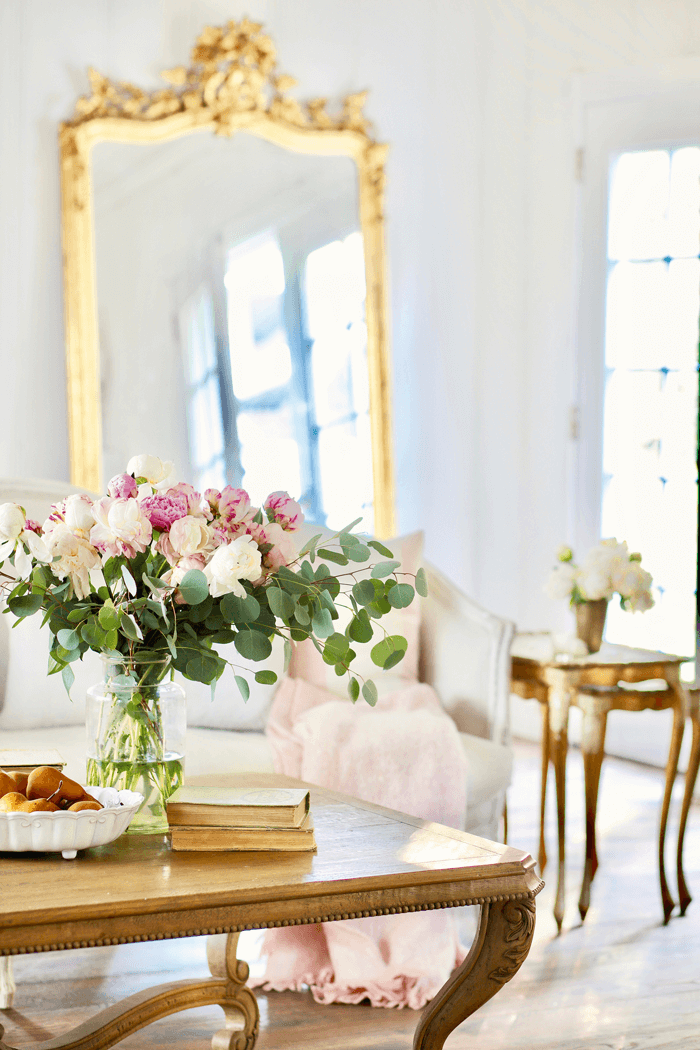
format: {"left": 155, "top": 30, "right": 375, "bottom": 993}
{"left": 0, "top": 454, "right": 425, "bottom": 830}
{"left": 545, "top": 539, "right": 654, "bottom": 652}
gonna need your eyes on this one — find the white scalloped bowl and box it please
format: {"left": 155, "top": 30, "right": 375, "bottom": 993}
{"left": 0, "top": 785, "right": 144, "bottom": 859}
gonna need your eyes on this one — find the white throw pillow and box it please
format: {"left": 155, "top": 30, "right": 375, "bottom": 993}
{"left": 0, "top": 613, "right": 102, "bottom": 729}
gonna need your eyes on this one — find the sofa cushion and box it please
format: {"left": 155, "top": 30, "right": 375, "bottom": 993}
{"left": 289, "top": 530, "right": 424, "bottom": 698}
{"left": 0, "top": 615, "right": 102, "bottom": 730}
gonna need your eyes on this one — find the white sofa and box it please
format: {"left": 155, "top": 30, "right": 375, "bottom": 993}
{"left": 0, "top": 478, "right": 514, "bottom": 841}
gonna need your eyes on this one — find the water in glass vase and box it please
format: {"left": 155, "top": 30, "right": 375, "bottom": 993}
{"left": 86, "top": 753, "right": 184, "bottom": 834}
{"left": 86, "top": 654, "right": 187, "bottom": 834}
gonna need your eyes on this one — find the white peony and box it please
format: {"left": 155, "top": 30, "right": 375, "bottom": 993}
{"left": 45, "top": 523, "right": 102, "bottom": 600}
{"left": 90, "top": 496, "right": 153, "bottom": 558}
{"left": 168, "top": 516, "right": 213, "bottom": 558}
{"left": 127, "top": 454, "right": 174, "bottom": 489}
{"left": 44, "top": 494, "right": 95, "bottom": 538}
{"left": 0, "top": 503, "right": 26, "bottom": 547}
{"left": 0, "top": 503, "right": 50, "bottom": 575}
{"left": 204, "top": 535, "right": 262, "bottom": 598}
{"left": 577, "top": 567, "right": 613, "bottom": 601}
{"left": 544, "top": 562, "right": 578, "bottom": 601}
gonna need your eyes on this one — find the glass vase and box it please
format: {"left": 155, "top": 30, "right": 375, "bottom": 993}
{"left": 85, "top": 654, "right": 186, "bottom": 834}
{"left": 575, "top": 599, "right": 608, "bottom": 654}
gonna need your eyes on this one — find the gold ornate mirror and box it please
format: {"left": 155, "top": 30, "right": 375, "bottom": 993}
{"left": 60, "top": 19, "right": 394, "bottom": 536}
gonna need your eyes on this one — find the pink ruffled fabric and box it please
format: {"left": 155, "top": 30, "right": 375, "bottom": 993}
{"left": 249, "top": 677, "right": 468, "bottom": 1008}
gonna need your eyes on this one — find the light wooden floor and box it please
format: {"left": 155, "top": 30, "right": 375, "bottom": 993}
{"left": 2, "top": 739, "right": 700, "bottom": 1049}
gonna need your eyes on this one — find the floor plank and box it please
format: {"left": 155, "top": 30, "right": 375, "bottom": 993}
{"left": 2, "top": 740, "right": 699, "bottom": 1049}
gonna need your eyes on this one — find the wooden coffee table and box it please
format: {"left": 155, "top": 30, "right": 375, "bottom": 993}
{"left": 0, "top": 774, "right": 542, "bottom": 1050}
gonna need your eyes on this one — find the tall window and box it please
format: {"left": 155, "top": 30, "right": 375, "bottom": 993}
{"left": 182, "top": 228, "right": 371, "bottom": 528}
{"left": 602, "top": 147, "right": 699, "bottom": 663}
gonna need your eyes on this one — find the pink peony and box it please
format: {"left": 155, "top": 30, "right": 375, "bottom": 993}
{"left": 140, "top": 492, "right": 188, "bottom": 531}
{"left": 108, "top": 473, "right": 138, "bottom": 500}
{"left": 244, "top": 520, "right": 298, "bottom": 573}
{"left": 90, "top": 496, "right": 152, "bottom": 559}
{"left": 264, "top": 491, "right": 303, "bottom": 532}
{"left": 24, "top": 519, "right": 42, "bottom": 534}
{"left": 166, "top": 482, "right": 208, "bottom": 518}
{"left": 218, "top": 487, "right": 253, "bottom": 525}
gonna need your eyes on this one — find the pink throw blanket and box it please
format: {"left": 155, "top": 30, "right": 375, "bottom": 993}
{"left": 249, "top": 676, "right": 468, "bottom": 1008}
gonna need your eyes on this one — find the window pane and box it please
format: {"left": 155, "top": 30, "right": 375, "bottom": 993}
{"left": 608, "top": 150, "right": 670, "bottom": 261}
{"left": 318, "top": 415, "right": 373, "bottom": 533}
{"left": 305, "top": 232, "right": 366, "bottom": 340}
{"left": 226, "top": 235, "right": 292, "bottom": 401}
{"left": 668, "top": 147, "right": 700, "bottom": 258}
{"left": 236, "top": 407, "right": 301, "bottom": 505}
{"left": 187, "top": 378, "right": 225, "bottom": 471}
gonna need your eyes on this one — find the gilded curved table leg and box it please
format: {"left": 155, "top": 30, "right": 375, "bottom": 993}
{"left": 0, "top": 959, "right": 15, "bottom": 1010}
{"left": 538, "top": 700, "right": 550, "bottom": 876}
{"left": 0, "top": 934, "right": 258, "bottom": 1050}
{"left": 577, "top": 694, "right": 609, "bottom": 922}
{"left": 207, "top": 933, "right": 259, "bottom": 1050}
{"left": 659, "top": 674, "right": 685, "bottom": 924}
{"left": 677, "top": 690, "right": 699, "bottom": 916}
{"left": 413, "top": 896, "right": 537, "bottom": 1050}
{"left": 544, "top": 669, "right": 573, "bottom": 933}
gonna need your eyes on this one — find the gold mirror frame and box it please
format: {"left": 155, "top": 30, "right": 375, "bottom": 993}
{"left": 59, "top": 18, "right": 395, "bottom": 536}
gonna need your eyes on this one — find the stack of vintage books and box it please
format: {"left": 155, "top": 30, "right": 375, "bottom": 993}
{"left": 166, "top": 784, "right": 316, "bottom": 852}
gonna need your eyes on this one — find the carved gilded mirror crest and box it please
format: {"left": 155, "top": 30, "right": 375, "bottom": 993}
{"left": 60, "top": 18, "right": 394, "bottom": 536}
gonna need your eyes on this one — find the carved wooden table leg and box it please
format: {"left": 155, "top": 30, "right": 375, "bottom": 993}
{"left": 0, "top": 934, "right": 259, "bottom": 1050}
{"left": 659, "top": 671, "right": 685, "bottom": 924}
{"left": 677, "top": 689, "right": 700, "bottom": 916}
{"left": 577, "top": 692, "right": 609, "bottom": 922}
{"left": 538, "top": 700, "right": 550, "bottom": 876}
{"left": 206, "top": 933, "right": 259, "bottom": 1050}
{"left": 413, "top": 895, "right": 538, "bottom": 1050}
{"left": 544, "top": 669, "right": 573, "bottom": 932}
{"left": 0, "top": 959, "right": 14, "bottom": 1011}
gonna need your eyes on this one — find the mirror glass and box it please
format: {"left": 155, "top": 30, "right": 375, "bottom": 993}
{"left": 92, "top": 133, "right": 374, "bottom": 532}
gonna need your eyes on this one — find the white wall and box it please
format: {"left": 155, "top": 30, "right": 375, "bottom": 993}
{"left": 2, "top": 0, "right": 700, "bottom": 645}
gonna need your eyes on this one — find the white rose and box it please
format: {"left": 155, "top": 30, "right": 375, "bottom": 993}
{"left": 204, "top": 535, "right": 262, "bottom": 598}
{"left": 169, "top": 516, "right": 213, "bottom": 558}
{"left": 544, "top": 562, "right": 577, "bottom": 601}
{"left": 46, "top": 523, "right": 102, "bottom": 600}
{"left": 126, "top": 454, "right": 174, "bottom": 488}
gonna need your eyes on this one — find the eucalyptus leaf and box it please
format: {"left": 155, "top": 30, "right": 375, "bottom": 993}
{"left": 8, "top": 593, "right": 43, "bottom": 617}
{"left": 61, "top": 664, "right": 75, "bottom": 698}
{"left": 234, "top": 628, "right": 273, "bottom": 662}
{"left": 324, "top": 632, "right": 350, "bottom": 660}
{"left": 348, "top": 677, "right": 360, "bottom": 702}
{"left": 362, "top": 680, "right": 378, "bottom": 706}
{"left": 299, "top": 532, "right": 323, "bottom": 556}
{"left": 338, "top": 517, "right": 363, "bottom": 533}
{"left": 367, "top": 539, "right": 395, "bottom": 559}
{"left": 294, "top": 603, "right": 311, "bottom": 625}
{"left": 57, "top": 628, "right": 80, "bottom": 650}
{"left": 370, "top": 634, "right": 408, "bottom": 668}
{"left": 348, "top": 610, "right": 374, "bottom": 644}
{"left": 317, "top": 548, "right": 349, "bottom": 566}
{"left": 178, "top": 569, "right": 209, "bottom": 605}
{"left": 119, "top": 613, "right": 142, "bottom": 642}
{"left": 283, "top": 638, "right": 293, "bottom": 672}
{"left": 81, "top": 622, "right": 107, "bottom": 648}
{"left": 220, "top": 592, "right": 261, "bottom": 624}
{"left": 267, "top": 587, "right": 295, "bottom": 620}
{"left": 234, "top": 674, "right": 250, "bottom": 702}
{"left": 98, "top": 604, "right": 120, "bottom": 631}
{"left": 345, "top": 544, "right": 371, "bottom": 562}
{"left": 311, "top": 608, "right": 333, "bottom": 639}
{"left": 370, "top": 560, "right": 400, "bottom": 579}
{"left": 352, "top": 580, "right": 375, "bottom": 606}
{"left": 415, "top": 567, "right": 429, "bottom": 597}
{"left": 254, "top": 669, "right": 278, "bottom": 685}
{"left": 387, "top": 583, "right": 414, "bottom": 609}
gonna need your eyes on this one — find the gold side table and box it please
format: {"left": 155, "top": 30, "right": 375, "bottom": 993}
{"left": 511, "top": 636, "right": 695, "bottom": 931}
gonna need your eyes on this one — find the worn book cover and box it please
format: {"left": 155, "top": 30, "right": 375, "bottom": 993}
{"left": 169, "top": 811, "right": 316, "bottom": 852}
{"left": 166, "top": 785, "right": 310, "bottom": 829}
